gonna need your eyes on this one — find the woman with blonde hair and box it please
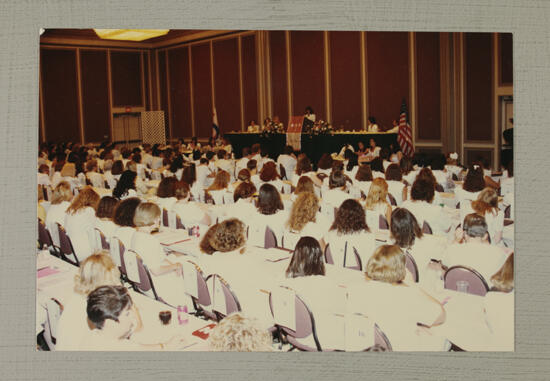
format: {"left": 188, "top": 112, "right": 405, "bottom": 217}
{"left": 285, "top": 192, "right": 330, "bottom": 246}
{"left": 45, "top": 181, "right": 73, "bottom": 246}
{"left": 208, "top": 312, "right": 273, "bottom": 351}
{"left": 346, "top": 245, "right": 447, "bottom": 351}
{"left": 63, "top": 186, "right": 100, "bottom": 262}
{"left": 56, "top": 251, "right": 142, "bottom": 350}
{"left": 462, "top": 187, "right": 504, "bottom": 245}
{"left": 364, "top": 178, "right": 392, "bottom": 230}
{"left": 205, "top": 170, "right": 231, "bottom": 204}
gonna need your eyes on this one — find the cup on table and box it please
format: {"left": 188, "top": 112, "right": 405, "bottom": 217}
{"left": 159, "top": 310, "right": 172, "bottom": 325}
{"left": 456, "top": 281, "right": 469, "bottom": 293}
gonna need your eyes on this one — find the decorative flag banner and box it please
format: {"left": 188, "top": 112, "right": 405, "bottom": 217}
{"left": 212, "top": 108, "right": 220, "bottom": 139}
{"left": 397, "top": 98, "right": 414, "bottom": 157}
{"left": 287, "top": 115, "right": 304, "bottom": 151}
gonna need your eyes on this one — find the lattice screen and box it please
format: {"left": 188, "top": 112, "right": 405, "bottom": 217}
{"left": 140, "top": 111, "right": 166, "bottom": 145}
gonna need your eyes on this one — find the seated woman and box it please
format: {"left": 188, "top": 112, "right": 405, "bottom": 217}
{"left": 293, "top": 175, "right": 316, "bottom": 196}
{"left": 181, "top": 164, "right": 202, "bottom": 202}
{"left": 390, "top": 208, "right": 448, "bottom": 283}
{"left": 85, "top": 159, "right": 105, "bottom": 188}
{"left": 483, "top": 253, "right": 513, "bottom": 350}
{"left": 316, "top": 153, "right": 334, "bottom": 176}
{"left": 351, "top": 165, "right": 373, "bottom": 199}
{"left": 460, "top": 187, "right": 504, "bottom": 245}
{"left": 281, "top": 236, "right": 346, "bottom": 350}
{"left": 248, "top": 184, "right": 288, "bottom": 247}
{"left": 205, "top": 170, "right": 231, "bottom": 204}
{"left": 284, "top": 192, "right": 330, "bottom": 249}
{"left": 369, "top": 157, "right": 385, "bottom": 179}
{"left": 111, "top": 197, "right": 141, "bottom": 248}
{"left": 292, "top": 156, "right": 318, "bottom": 188}
{"left": 343, "top": 149, "right": 359, "bottom": 180}
{"left": 500, "top": 160, "right": 514, "bottom": 196}
{"left": 230, "top": 168, "right": 251, "bottom": 192}
{"left": 400, "top": 157, "right": 417, "bottom": 186}
{"left": 110, "top": 160, "right": 124, "bottom": 182}
{"left": 413, "top": 167, "right": 443, "bottom": 205}
{"left": 45, "top": 181, "right": 73, "bottom": 246}
{"left": 171, "top": 181, "right": 211, "bottom": 228}
{"left": 153, "top": 176, "right": 179, "bottom": 212}
{"left": 324, "top": 199, "right": 376, "bottom": 269}
{"left": 112, "top": 170, "right": 138, "bottom": 200}
{"left": 401, "top": 178, "right": 452, "bottom": 236}
{"left": 255, "top": 161, "right": 285, "bottom": 194}
{"left": 208, "top": 312, "right": 273, "bottom": 351}
{"left": 364, "top": 178, "right": 392, "bottom": 230}
{"left": 347, "top": 245, "right": 448, "bottom": 351}
{"left": 384, "top": 163, "right": 407, "bottom": 205}
{"left": 454, "top": 165, "right": 485, "bottom": 207}
{"left": 430, "top": 154, "right": 452, "bottom": 192}
{"left": 221, "top": 181, "right": 257, "bottom": 224}
{"left": 94, "top": 196, "right": 119, "bottom": 245}
{"left": 321, "top": 169, "right": 351, "bottom": 215}
{"left": 55, "top": 252, "right": 140, "bottom": 350}
{"left": 63, "top": 186, "right": 100, "bottom": 262}
{"left": 199, "top": 218, "right": 247, "bottom": 255}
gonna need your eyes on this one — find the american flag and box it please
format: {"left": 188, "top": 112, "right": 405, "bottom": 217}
{"left": 397, "top": 99, "right": 414, "bottom": 157}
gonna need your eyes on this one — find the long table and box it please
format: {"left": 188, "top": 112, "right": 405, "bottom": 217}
{"left": 225, "top": 132, "right": 398, "bottom": 164}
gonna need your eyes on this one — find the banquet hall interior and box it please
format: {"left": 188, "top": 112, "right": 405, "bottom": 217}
{"left": 37, "top": 29, "right": 514, "bottom": 352}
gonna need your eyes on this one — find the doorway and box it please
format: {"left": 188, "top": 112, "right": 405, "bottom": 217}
{"left": 113, "top": 112, "right": 142, "bottom": 148}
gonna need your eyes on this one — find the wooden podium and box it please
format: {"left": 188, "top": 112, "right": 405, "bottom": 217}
{"left": 287, "top": 116, "right": 305, "bottom": 150}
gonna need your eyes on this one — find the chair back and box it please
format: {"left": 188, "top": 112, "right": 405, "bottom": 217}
{"left": 326, "top": 240, "right": 347, "bottom": 268}
{"left": 162, "top": 208, "right": 170, "bottom": 228}
{"left": 435, "top": 183, "right": 444, "bottom": 192}
{"left": 422, "top": 221, "right": 433, "bottom": 235}
{"left": 387, "top": 193, "right": 397, "bottom": 206}
{"left": 123, "top": 249, "right": 159, "bottom": 300}
{"left": 504, "top": 204, "right": 511, "bottom": 219}
{"left": 264, "top": 226, "right": 278, "bottom": 249}
{"left": 208, "top": 190, "right": 225, "bottom": 205}
{"left": 349, "top": 247, "right": 363, "bottom": 271}
{"left": 211, "top": 274, "right": 241, "bottom": 320}
{"left": 379, "top": 214, "right": 389, "bottom": 230}
{"left": 404, "top": 250, "right": 419, "bottom": 282}
{"left": 374, "top": 323, "right": 393, "bottom": 351}
{"left": 109, "top": 237, "right": 126, "bottom": 275}
{"left": 269, "top": 287, "right": 323, "bottom": 351}
{"left": 175, "top": 214, "right": 185, "bottom": 230}
{"left": 455, "top": 201, "right": 460, "bottom": 209}
{"left": 38, "top": 219, "right": 54, "bottom": 250}
{"left": 56, "top": 223, "right": 79, "bottom": 266}
{"left": 182, "top": 260, "right": 215, "bottom": 319}
{"left": 444, "top": 266, "right": 489, "bottom": 296}
{"left": 43, "top": 298, "right": 63, "bottom": 350}
{"left": 279, "top": 164, "right": 287, "bottom": 180}
{"left": 324, "top": 244, "right": 335, "bottom": 265}
{"left": 94, "top": 228, "right": 110, "bottom": 251}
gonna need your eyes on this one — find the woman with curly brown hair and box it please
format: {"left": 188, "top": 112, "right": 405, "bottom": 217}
{"left": 63, "top": 186, "right": 100, "bottom": 262}
{"left": 454, "top": 165, "right": 485, "bottom": 206}
{"left": 254, "top": 161, "right": 285, "bottom": 193}
{"left": 324, "top": 199, "right": 376, "bottom": 270}
{"left": 460, "top": 187, "right": 504, "bottom": 245}
{"left": 199, "top": 218, "right": 247, "bottom": 255}
{"left": 292, "top": 156, "right": 316, "bottom": 187}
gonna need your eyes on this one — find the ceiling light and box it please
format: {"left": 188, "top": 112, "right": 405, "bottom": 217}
{"left": 93, "top": 29, "right": 169, "bottom": 41}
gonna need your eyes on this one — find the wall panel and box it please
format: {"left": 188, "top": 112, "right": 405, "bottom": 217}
{"left": 110, "top": 51, "right": 143, "bottom": 107}
{"left": 80, "top": 49, "right": 111, "bottom": 142}
{"left": 416, "top": 32, "right": 441, "bottom": 141}
{"left": 269, "top": 31, "right": 288, "bottom": 123}
{"left": 40, "top": 48, "right": 81, "bottom": 142}
{"left": 366, "top": 32, "right": 410, "bottom": 130}
{"left": 290, "top": 31, "right": 326, "bottom": 120}
{"left": 157, "top": 50, "right": 169, "bottom": 137}
{"left": 499, "top": 33, "right": 513, "bottom": 86}
{"left": 191, "top": 43, "right": 213, "bottom": 138}
{"left": 242, "top": 34, "right": 258, "bottom": 127}
{"left": 329, "top": 31, "right": 362, "bottom": 131}
{"left": 213, "top": 38, "right": 241, "bottom": 133}
{"left": 168, "top": 47, "right": 192, "bottom": 138}
{"left": 465, "top": 33, "right": 493, "bottom": 142}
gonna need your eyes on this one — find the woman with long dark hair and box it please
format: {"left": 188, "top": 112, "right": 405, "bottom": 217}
{"left": 112, "top": 170, "right": 137, "bottom": 199}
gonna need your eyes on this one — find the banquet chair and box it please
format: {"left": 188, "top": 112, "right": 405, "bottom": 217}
{"left": 379, "top": 215, "right": 389, "bottom": 230}
{"left": 422, "top": 221, "right": 433, "bottom": 235}
{"left": 387, "top": 193, "right": 397, "bottom": 206}
{"left": 104, "top": 180, "right": 110, "bottom": 189}
{"left": 55, "top": 223, "right": 80, "bottom": 266}
{"left": 455, "top": 201, "right": 460, "bottom": 209}
{"left": 435, "top": 183, "right": 444, "bottom": 193}
{"left": 374, "top": 323, "right": 393, "bottom": 351}
{"left": 268, "top": 287, "right": 329, "bottom": 352}
{"left": 324, "top": 244, "right": 335, "bottom": 265}
{"left": 38, "top": 219, "right": 57, "bottom": 255}
{"left": 175, "top": 215, "right": 185, "bottom": 230}
{"left": 184, "top": 260, "right": 216, "bottom": 320}
{"left": 443, "top": 266, "right": 489, "bottom": 296}
{"left": 452, "top": 173, "right": 459, "bottom": 181}
{"left": 40, "top": 185, "right": 52, "bottom": 201}
{"left": 204, "top": 191, "right": 216, "bottom": 205}
{"left": 122, "top": 249, "right": 165, "bottom": 304}
{"left": 279, "top": 164, "right": 287, "bottom": 180}
{"left": 43, "top": 298, "right": 63, "bottom": 351}
{"left": 265, "top": 226, "right": 278, "bottom": 249}
{"left": 162, "top": 208, "right": 170, "bottom": 228}
{"left": 109, "top": 237, "right": 127, "bottom": 281}
{"left": 94, "top": 228, "right": 110, "bottom": 251}
{"left": 504, "top": 205, "right": 511, "bottom": 219}
{"left": 210, "top": 274, "right": 242, "bottom": 321}
{"left": 404, "top": 250, "right": 419, "bottom": 282}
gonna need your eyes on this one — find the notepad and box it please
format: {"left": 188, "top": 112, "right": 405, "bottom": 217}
{"left": 37, "top": 267, "right": 61, "bottom": 279}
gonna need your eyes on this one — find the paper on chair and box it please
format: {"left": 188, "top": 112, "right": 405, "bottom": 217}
{"left": 212, "top": 276, "right": 227, "bottom": 316}
{"left": 37, "top": 267, "right": 60, "bottom": 279}
{"left": 182, "top": 261, "right": 199, "bottom": 299}
{"left": 271, "top": 287, "right": 296, "bottom": 331}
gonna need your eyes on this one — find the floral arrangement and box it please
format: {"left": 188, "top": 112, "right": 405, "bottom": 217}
{"left": 259, "top": 119, "right": 285, "bottom": 137}
{"left": 310, "top": 120, "right": 333, "bottom": 135}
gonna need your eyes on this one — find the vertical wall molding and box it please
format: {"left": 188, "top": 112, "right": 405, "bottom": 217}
{"left": 360, "top": 32, "right": 367, "bottom": 130}
{"left": 324, "top": 31, "right": 331, "bottom": 123}
{"left": 238, "top": 36, "right": 245, "bottom": 131}
{"left": 165, "top": 50, "right": 173, "bottom": 140}
{"left": 188, "top": 47, "right": 196, "bottom": 136}
{"left": 263, "top": 31, "right": 272, "bottom": 121}
{"left": 39, "top": 62, "right": 46, "bottom": 142}
{"left": 147, "top": 51, "right": 153, "bottom": 110}
{"left": 492, "top": 32, "right": 500, "bottom": 169}
{"left": 140, "top": 52, "right": 146, "bottom": 111}
{"left": 107, "top": 50, "right": 114, "bottom": 141}
{"left": 75, "top": 48, "right": 85, "bottom": 143}
{"left": 285, "top": 31, "right": 293, "bottom": 122}
{"left": 210, "top": 41, "right": 216, "bottom": 136}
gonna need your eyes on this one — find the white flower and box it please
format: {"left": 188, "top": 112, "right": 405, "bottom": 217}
{"left": 450, "top": 152, "right": 458, "bottom": 160}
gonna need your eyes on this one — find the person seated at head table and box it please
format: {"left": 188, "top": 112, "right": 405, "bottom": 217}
{"left": 347, "top": 245, "right": 448, "bottom": 351}
{"left": 442, "top": 213, "right": 509, "bottom": 284}
{"left": 460, "top": 187, "right": 504, "bottom": 246}
{"left": 324, "top": 199, "right": 376, "bottom": 269}
{"left": 208, "top": 312, "right": 273, "bottom": 351}
{"left": 72, "top": 285, "right": 187, "bottom": 350}
{"left": 366, "top": 116, "right": 379, "bottom": 132}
